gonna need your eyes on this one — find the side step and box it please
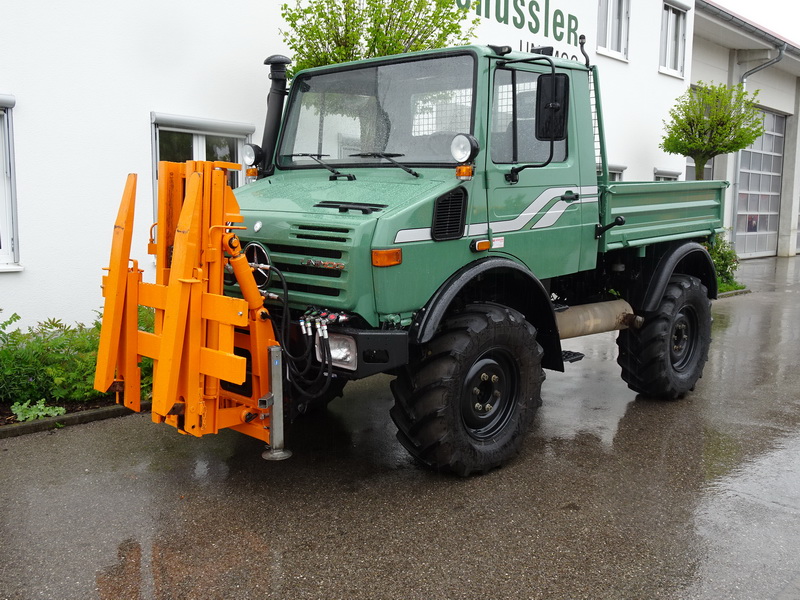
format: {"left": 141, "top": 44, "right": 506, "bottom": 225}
{"left": 562, "top": 350, "right": 585, "bottom": 363}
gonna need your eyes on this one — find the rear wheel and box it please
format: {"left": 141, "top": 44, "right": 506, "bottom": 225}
{"left": 617, "top": 275, "right": 711, "bottom": 399}
{"left": 390, "top": 303, "right": 544, "bottom": 476}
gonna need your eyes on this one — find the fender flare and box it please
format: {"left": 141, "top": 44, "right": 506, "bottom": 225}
{"left": 638, "top": 242, "right": 718, "bottom": 312}
{"left": 409, "top": 257, "right": 564, "bottom": 371}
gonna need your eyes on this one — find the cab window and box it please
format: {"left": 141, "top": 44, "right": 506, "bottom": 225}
{"left": 491, "top": 69, "right": 567, "bottom": 164}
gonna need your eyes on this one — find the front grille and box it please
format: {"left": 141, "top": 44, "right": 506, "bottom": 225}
{"left": 261, "top": 224, "right": 354, "bottom": 301}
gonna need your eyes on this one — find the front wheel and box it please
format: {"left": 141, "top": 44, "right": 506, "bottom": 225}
{"left": 617, "top": 275, "right": 711, "bottom": 399}
{"left": 390, "top": 303, "right": 544, "bottom": 476}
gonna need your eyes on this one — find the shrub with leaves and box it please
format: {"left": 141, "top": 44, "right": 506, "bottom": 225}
{"left": 705, "top": 232, "right": 742, "bottom": 292}
{"left": 0, "top": 307, "right": 155, "bottom": 408}
{"left": 0, "top": 312, "right": 68, "bottom": 405}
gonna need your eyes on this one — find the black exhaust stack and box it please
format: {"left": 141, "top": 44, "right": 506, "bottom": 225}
{"left": 259, "top": 55, "right": 291, "bottom": 177}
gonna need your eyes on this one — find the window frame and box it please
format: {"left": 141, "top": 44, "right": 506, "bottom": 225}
{"left": 654, "top": 167, "right": 681, "bottom": 182}
{"left": 0, "top": 95, "right": 20, "bottom": 270}
{"left": 659, "top": 2, "right": 688, "bottom": 77}
{"left": 597, "top": 0, "right": 630, "bottom": 59}
{"left": 490, "top": 67, "right": 569, "bottom": 166}
{"left": 608, "top": 163, "right": 627, "bottom": 181}
{"left": 150, "top": 113, "right": 255, "bottom": 214}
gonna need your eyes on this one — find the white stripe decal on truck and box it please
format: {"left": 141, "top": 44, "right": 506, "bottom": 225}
{"left": 393, "top": 186, "right": 599, "bottom": 243}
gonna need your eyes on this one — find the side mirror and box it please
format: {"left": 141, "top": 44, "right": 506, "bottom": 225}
{"left": 536, "top": 73, "right": 569, "bottom": 141}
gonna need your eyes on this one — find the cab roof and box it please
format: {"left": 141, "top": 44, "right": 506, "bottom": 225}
{"left": 294, "top": 44, "right": 590, "bottom": 78}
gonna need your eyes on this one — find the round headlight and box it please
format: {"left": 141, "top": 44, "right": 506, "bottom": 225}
{"left": 450, "top": 134, "right": 479, "bottom": 163}
{"left": 243, "top": 143, "right": 264, "bottom": 167}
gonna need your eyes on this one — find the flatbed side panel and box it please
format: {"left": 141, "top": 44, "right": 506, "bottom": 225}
{"left": 598, "top": 180, "right": 727, "bottom": 251}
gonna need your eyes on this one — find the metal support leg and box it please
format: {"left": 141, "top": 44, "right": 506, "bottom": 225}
{"left": 262, "top": 345, "right": 291, "bottom": 460}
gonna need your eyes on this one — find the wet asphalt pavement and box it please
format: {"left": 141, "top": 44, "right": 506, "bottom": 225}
{"left": 2, "top": 257, "right": 800, "bottom": 600}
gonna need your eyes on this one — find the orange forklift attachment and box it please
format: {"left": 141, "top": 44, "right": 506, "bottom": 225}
{"left": 94, "top": 161, "right": 288, "bottom": 455}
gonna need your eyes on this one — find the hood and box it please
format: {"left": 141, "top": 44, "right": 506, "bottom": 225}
{"left": 234, "top": 169, "right": 458, "bottom": 218}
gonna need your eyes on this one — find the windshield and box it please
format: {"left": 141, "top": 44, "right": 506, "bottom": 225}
{"left": 277, "top": 53, "right": 475, "bottom": 169}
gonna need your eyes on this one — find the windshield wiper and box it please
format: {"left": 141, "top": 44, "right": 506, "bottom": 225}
{"left": 288, "top": 153, "right": 355, "bottom": 181}
{"left": 349, "top": 152, "right": 420, "bottom": 178}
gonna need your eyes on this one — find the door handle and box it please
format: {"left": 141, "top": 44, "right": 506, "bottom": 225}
{"left": 560, "top": 190, "right": 579, "bottom": 203}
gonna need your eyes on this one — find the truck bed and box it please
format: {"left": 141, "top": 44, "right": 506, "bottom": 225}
{"left": 598, "top": 179, "right": 728, "bottom": 252}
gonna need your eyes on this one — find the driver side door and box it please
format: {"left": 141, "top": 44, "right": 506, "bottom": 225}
{"left": 484, "top": 64, "right": 583, "bottom": 278}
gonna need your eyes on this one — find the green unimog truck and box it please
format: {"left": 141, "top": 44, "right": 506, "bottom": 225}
{"left": 97, "top": 40, "right": 725, "bottom": 476}
{"left": 226, "top": 40, "right": 726, "bottom": 475}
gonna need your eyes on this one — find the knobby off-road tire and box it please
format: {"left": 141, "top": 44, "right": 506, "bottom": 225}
{"left": 617, "top": 275, "right": 711, "bottom": 399}
{"left": 390, "top": 303, "right": 544, "bottom": 476}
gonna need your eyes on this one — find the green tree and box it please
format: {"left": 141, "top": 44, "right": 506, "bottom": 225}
{"left": 280, "top": 0, "right": 480, "bottom": 76}
{"left": 661, "top": 82, "right": 764, "bottom": 180}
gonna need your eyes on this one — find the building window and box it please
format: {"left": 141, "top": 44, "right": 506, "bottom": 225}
{"left": 598, "top": 0, "right": 630, "bottom": 58}
{"left": 660, "top": 2, "right": 687, "bottom": 76}
{"left": 608, "top": 163, "right": 627, "bottom": 181}
{"left": 151, "top": 113, "right": 255, "bottom": 192}
{"left": 685, "top": 156, "right": 714, "bottom": 181}
{"left": 0, "top": 96, "right": 20, "bottom": 269}
{"left": 597, "top": 163, "right": 626, "bottom": 181}
{"left": 654, "top": 168, "right": 681, "bottom": 181}
{"left": 796, "top": 205, "right": 800, "bottom": 254}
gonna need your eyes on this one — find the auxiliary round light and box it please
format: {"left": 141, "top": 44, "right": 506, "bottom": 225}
{"left": 450, "top": 134, "right": 479, "bottom": 163}
{"left": 243, "top": 143, "right": 264, "bottom": 167}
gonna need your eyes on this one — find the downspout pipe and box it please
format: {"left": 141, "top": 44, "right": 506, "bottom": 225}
{"left": 741, "top": 43, "right": 786, "bottom": 86}
{"left": 732, "top": 43, "right": 786, "bottom": 247}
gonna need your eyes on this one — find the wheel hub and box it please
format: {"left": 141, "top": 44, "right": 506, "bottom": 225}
{"left": 461, "top": 351, "right": 518, "bottom": 440}
{"left": 670, "top": 308, "right": 696, "bottom": 371}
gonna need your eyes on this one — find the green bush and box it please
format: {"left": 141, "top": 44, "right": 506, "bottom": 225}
{"left": 705, "top": 233, "right": 743, "bottom": 292}
{"left": 0, "top": 307, "right": 155, "bottom": 407}
{"left": 0, "top": 310, "right": 106, "bottom": 405}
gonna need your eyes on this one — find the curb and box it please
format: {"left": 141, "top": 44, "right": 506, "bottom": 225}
{"left": 718, "top": 288, "right": 751, "bottom": 298}
{"left": 0, "top": 402, "right": 152, "bottom": 440}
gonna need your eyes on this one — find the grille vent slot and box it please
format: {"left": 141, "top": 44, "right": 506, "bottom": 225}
{"left": 431, "top": 188, "right": 467, "bottom": 241}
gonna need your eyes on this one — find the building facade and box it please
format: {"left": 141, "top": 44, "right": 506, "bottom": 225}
{"left": 1, "top": 0, "right": 797, "bottom": 327}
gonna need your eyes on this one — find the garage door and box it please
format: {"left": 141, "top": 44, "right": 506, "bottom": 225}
{"left": 735, "top": 110, "right": 785, "bottom": 258}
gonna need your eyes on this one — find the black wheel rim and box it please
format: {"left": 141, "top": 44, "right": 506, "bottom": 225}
{"left": 461, "top": 348, "right": 519, "bottom": 440}
{"left": 670, "top": 305, "right": 698, "bottom": 372}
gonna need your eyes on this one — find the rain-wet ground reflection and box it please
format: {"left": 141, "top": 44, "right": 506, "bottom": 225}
{"left": 535, "top": 331, "right": 635, "bottom": 447}
{"left": 684, "top": 433, "right": 800, "bottom": 599}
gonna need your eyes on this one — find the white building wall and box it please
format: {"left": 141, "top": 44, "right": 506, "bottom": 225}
{"left": 692, "top": 36, "right": 733, "bottom": 84}
{"left": 746, "top": 66, "right": 796, "bottom": 114}
{"left": 0, "top": 0, "right": 286, "bottom": 327}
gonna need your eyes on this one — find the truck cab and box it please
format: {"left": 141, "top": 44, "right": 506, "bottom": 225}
{"left": 235, "top": 47, "right": 604, "bottom": 373}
